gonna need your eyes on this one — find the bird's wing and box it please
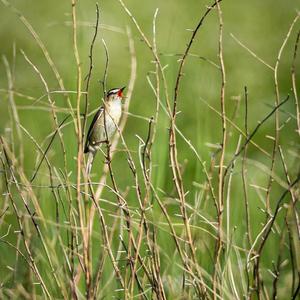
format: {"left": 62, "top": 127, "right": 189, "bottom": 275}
{"left": 84, "top": 107, "right": 104, "bottom": 153}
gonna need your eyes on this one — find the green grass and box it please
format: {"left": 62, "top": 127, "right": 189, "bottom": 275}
{"left": 0, "top": 0, "right": 299, "bottom": 299}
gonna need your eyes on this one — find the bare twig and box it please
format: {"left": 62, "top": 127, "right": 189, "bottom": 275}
{"left": 265, "top": 14, "right": 299, "bottom": 215}
{"left": 100, "top": 39, "right": 109, "bottom": 98}
{"left": 230, "top": 34, "right": 275, "bottom": 71}
{"left": 2, "top": 56, "right": 24, "bottom": 168}
{"left": 291, "top": 29, "right": 300, "bottom": 136}
{"left": 252, "top": 173, "right": 300, "bottom": 299}
{"left": 213, "top": 2, "right": 226, "bottom": 298}
{"left": 71, "top": 1, "right": 91, "bottom": 298}
{"left": 0, "top": 141, "right": 51, "bottom": 299}
{"left": 225, "top": 95, "right": 290, "bottom": 176}
{"left": 30, "top": 115, "right": 71, "bottom": 182}
{"left": 83, "top": 3, "right": 100, "bottom": 147}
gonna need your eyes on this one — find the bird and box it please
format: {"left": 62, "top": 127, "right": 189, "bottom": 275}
{"left": 84, "top": 86, "right": 125, "bottom": 175}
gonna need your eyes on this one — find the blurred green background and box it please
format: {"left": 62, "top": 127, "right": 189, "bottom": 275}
{"left": 0, "top": 0, "right": 299, "bottom": 298}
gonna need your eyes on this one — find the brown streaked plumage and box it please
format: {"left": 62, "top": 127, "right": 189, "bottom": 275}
{"left": 85, "top": 86, "right": 125, "bottom": 174}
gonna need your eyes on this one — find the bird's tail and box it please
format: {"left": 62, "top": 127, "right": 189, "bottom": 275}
{"left": 86, "top": 151, "right": 95, "bottom": 176}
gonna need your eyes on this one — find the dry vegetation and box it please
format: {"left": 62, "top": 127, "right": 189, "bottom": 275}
{"left": 0, "top": 0, "right": 299, "bottom": 299}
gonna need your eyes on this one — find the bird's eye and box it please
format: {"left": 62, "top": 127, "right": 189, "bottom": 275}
{"left": 117, "top": 90, "right": 123, "bottom": 97}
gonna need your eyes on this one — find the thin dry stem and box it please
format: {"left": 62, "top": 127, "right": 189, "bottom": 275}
{"left": 213, "top": 2, "right": 226, "bottom": 298}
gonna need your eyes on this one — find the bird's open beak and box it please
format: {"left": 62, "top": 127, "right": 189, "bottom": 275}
{"left": 119, "top": 86, "right": 126, "bottom": 98}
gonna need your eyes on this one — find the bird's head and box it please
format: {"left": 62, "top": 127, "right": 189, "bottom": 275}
{"left": 105, "top": 87, "right": 126, "bottom": 103}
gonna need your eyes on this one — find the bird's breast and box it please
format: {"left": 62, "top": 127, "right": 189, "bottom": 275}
{"left": 108, "top": 101, "right": 122, "bottom": 122}
{"left": 104, "top": 101, "right": 122, "bottom": 137}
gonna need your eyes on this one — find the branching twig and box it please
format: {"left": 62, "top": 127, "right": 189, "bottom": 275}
{"left": 292, "top": 29, "right": 300, "bottom": 136}
{"left": 213, "top": 2, "right": 226, "bottom": 298}
{"left": 224, "top": 95, "right": 290, "bottom": 177}
{"left": 265, "top": 14, "right": 299, "bottom": 215}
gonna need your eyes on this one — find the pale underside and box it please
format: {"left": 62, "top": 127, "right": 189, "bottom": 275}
{"left": 87, "top": 100, "right": 122, "bottom": 153}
